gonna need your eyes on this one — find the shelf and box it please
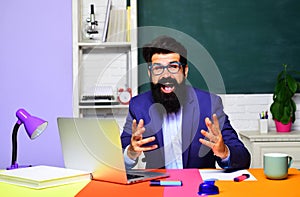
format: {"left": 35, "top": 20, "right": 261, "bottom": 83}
{"left": 72, "top": 0, "right": 137, "bottom": 119}
{"left": 78, "top": 41, "right": 131, "bottom": 48}
{"left": 79, "top": 105, "right": 129, "bottom": 109}
{"left": 79, "top": 99, "right": 129, "bottom": 109}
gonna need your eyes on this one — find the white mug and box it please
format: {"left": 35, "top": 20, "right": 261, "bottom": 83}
{"left": 264, "top": 153, "right": 293, "bottom": 180}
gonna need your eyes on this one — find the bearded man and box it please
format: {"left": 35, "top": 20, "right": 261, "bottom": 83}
{"left": 121, "top": 35, "right": 250, "bottom": 169}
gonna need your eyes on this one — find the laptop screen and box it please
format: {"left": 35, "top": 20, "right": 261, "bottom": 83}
{"left": 57, "top": 118, "right": 125, "bottom": 173}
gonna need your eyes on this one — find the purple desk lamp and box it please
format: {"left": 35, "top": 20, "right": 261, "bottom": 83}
{"left": 7, "top": 109, "right": 48, "bottom": 170}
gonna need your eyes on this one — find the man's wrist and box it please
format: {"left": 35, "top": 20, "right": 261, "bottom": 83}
{"left": 127, "top": 145, "right": 139, "bottom": 160}
{"left": 219, "top": 145, "right": 229, "bottom": 159}
{"left": 124, "top": 146, "right": 138, "bottom": 169}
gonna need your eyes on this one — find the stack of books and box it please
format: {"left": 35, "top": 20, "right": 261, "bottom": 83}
{"left": 80, "top": 86, "right": 116, "bottom": 105}
{"left": 102, "top": 0, "right": 131, "bottom": 42}
{"left": 81, "top": 0, "right": 130, "bottom": 43}
{"left": 0, "top": 165, "right": 91, "bottom": 189}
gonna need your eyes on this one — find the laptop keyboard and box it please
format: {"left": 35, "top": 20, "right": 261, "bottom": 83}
{"left": 127, "top": 173, "right": 144, "bottom": 180}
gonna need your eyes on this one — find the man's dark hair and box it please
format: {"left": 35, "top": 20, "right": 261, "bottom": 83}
{"left": 142, "top": 35, "right": 187, "bottom": 68}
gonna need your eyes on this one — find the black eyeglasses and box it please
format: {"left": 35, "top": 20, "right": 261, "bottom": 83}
{"left": 148, "top": 61, "right": 184, "bottom": 76}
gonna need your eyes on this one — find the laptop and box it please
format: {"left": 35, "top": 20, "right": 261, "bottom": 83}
{"left": 57, "top": 117, "right": 169, "bottom": 184}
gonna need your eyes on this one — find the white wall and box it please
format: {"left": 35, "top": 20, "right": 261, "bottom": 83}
{"left": 220, "top": 94, "right": 300, "bottom": 132}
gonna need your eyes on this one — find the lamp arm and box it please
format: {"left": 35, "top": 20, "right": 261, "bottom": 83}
{"left": 11, "top": 123, "right": 21, "bottom": 166}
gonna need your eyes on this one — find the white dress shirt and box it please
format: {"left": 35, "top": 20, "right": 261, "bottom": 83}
{"left": 162, "top": 109, "right": 183, "bottom": 169}
{"left": 124, "top": 107, "right": 230, "bottom": 169}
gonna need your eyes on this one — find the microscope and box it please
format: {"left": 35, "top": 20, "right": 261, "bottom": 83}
{"left": 85, "top": 4, "right": 99, "bottom": 39}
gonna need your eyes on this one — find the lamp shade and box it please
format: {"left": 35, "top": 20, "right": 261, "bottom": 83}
{"left": 16, "top": 109, "right": 48, "bottom": 139}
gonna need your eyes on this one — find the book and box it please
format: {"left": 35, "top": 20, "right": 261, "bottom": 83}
{"left": 81, "top": 86, "right": 115, "bottom": 101}
{"left": 106, "top": 9, "right": 117, "bottom": 42}
{"left": 107, "top": 8, "right": 127, "bottom": 42}
{"left": 126, "top": 6, "right": 131, "bottom": 42}
{"left": 0, "top": 165, "right": 91, "bottom": 189}
{"left": 102, "top": 0, "right": 112, "bottom": 42}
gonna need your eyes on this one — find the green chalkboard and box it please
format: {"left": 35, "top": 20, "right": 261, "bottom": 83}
{"left": 137, "top": 0, "right": 300, "bottom": 94}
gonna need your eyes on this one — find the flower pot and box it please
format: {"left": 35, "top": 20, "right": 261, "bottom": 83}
{"left": 274, "top": 120, "right": 292, "bottom": 132}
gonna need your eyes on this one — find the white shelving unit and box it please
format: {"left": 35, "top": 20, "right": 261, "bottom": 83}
{"left": 72, "top": 0, "right": 137, "bottom": 127}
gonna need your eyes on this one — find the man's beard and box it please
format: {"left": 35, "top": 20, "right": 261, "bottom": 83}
{"left": 151, "top": 77, "right": 187, "bottom": 114}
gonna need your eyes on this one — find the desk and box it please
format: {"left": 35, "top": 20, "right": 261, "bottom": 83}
{"left": 76, "top": 168, "right": 300, "bottom": 197}
{"left": 1, "top": 169, "right": 300, "bottom": 197}
{"left": 0, "top": 179, "right": 90, "bottom": 197}
{"left": 217, "top": 168, "right": 300, "bottom": 197}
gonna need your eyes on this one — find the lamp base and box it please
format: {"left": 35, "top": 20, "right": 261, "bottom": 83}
{"left": 7, "top": 163, "right": 32, "bottom": 170}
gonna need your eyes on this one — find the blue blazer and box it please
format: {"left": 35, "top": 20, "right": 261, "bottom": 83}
{"left": 121, "top": 86, "right": 251, "bottom": 169}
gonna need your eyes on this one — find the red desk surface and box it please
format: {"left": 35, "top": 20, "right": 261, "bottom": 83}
{"left": 76, "top": 168, "right": 300, "bottom": 197}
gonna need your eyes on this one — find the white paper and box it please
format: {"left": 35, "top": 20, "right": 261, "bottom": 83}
{"left": 199, "top": 169, "right": 257, "bottom": 181}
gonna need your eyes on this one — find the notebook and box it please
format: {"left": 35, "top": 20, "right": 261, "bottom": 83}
{"left": 57, "top": 117, "right": 168, "bottom": 184}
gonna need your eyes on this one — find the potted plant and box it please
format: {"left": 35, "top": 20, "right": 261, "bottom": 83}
{"left": 270, "top": 64, "right": 300, "bottom": 132}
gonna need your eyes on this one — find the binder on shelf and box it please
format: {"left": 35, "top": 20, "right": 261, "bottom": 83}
{"left": 107, "top": 8, "right": 127, "bottom": 42}
{"left": 80, "top": 86, "right": 116, "bottom": 105}
{"left": 126, "top": 6, "right": 131, "bottom": 42}
{"left": 102, "top": 0, "right": 112, "bottom": 42}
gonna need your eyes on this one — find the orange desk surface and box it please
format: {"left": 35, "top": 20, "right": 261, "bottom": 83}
{"left": 76, "top": 168, "right": 300, "bottom": 197}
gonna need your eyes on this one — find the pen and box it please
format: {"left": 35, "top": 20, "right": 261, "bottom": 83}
{"left": 233, "top": 174, "right": 250, "bottom": 182}
{"left": 259, "top": 111, "right": 268, "bottom": 119}
{"left": 150, "top": 180, "right": 183, "bottom": 186}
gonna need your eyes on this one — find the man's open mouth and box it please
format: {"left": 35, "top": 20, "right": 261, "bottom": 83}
{"left": 161, "top": 83, "right": 175, "bottom": 94}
